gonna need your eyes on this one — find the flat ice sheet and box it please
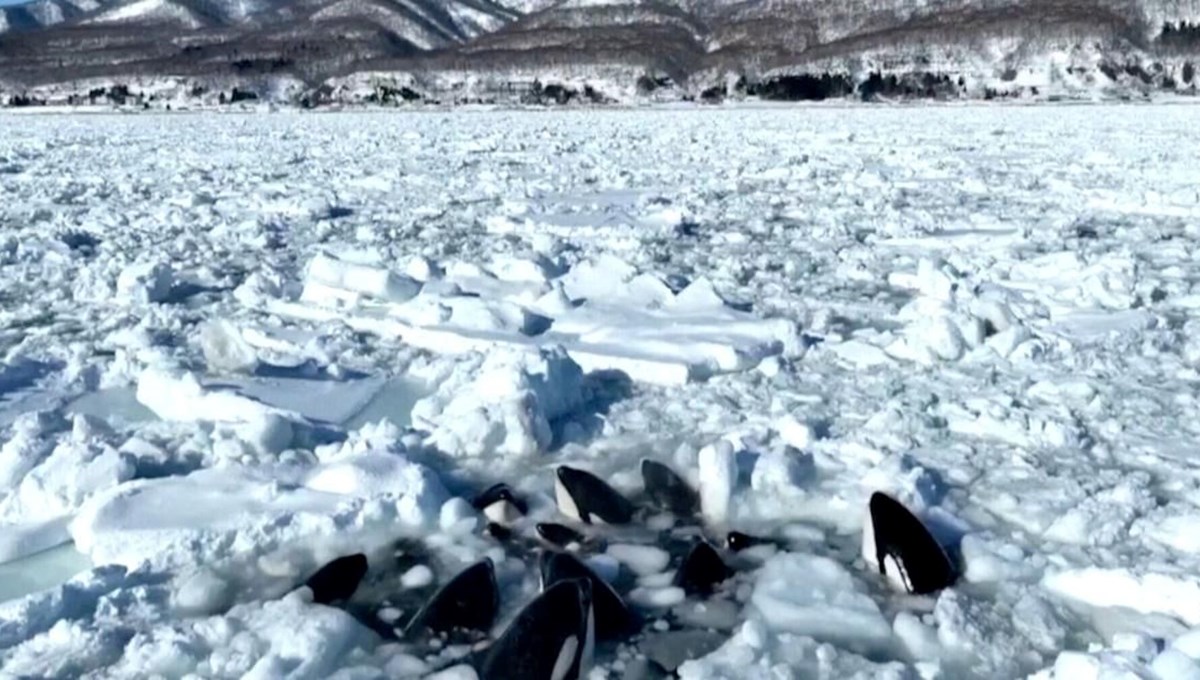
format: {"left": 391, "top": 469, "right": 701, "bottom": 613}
{"left": 0, "top": 543, "right": 91, "bottom": 605}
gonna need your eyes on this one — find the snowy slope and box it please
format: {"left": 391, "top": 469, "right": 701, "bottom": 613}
{"left": 83, "top": 0, "right": 208, "bottom": 29}
{"left": 2, "top": 105, "right": 1200, "bottom": 678}
{"left": 0, "top": 0, "right": 115, "bottom": 33}
{"left": 0, "top": 0, "right": 517, "bottom": 35}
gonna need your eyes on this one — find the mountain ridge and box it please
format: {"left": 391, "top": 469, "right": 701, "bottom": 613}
{"left": 1, "top": 0, "right": 1198, "bottom": 106}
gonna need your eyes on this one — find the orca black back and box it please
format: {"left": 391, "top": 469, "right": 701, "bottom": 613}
{"left": 673, "top": 540, "right": 732, "bottom": 596}
{"left": 304, "top": 553, "right": 368, "bottom": 605}
{"left": 640, "top": 459, "right": 699, "bottom": 516}
{"left": 405, "top": 558, "right": 500, "bottom": 638}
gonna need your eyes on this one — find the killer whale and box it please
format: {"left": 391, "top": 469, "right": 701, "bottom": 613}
{"left": 540, "top": 550, "right": 638, "bottom": 641}
{"left": 673, "top": 540, "right": 732, "bottom": 596}
{"left": 640, "top": 459, "right": 699, "bottom": 517}
{"left": 478, "top": 578, "right": 595, "bottom": 680}
{"left": 555, "top": 466, "right": 636, "bottom": 525}
{"left": 405, "top": 558, "right": 500, "bottom": 639}
{"left": 862, "top": 491, "right": 957, "bottom": 595}
{"left": 725, "top": 531, "right": 774, "bottom": 552}
{"left": 302, "top": 553, "right": 368, "bottom": 605}
{"left": 474, "top": 483, "right": 527, "bottom": 526}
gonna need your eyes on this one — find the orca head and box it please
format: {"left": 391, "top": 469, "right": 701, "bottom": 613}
{"left": 554, "top": 468, "right": 584, "bottom": 522}
{"left": 405, "top": 557, "right": 499, "bottom": 639}
{"left": 485, "top": 522, "right": 514, "bottom": 542}
{"left": 473, "top": 483, "right": 527, "bottom": 526}
{"left": 554, "top": 466, "right": 635, "bottom": 525}
{"left": 538, "top": 549, "right": 578, "bottom": 591}
{"left": 303, "top": 553, "right": 368, "bottom": 605}
{"left": 640, "top": 459, "right": 699, "bottom": 516}
{"left": 863, "top": 491, "right": 957, "bottom": 595}
{"left": 673, "top": 540, "right": 732, "bottom": 596}
{"left": 479, "top": 578, "right": 593, "bottom": 680}
{"left": 725, "top": 531, "right": 769, "bottom": 552}
{"left": 539, "top": 550, "right": 638, "bottom": 641}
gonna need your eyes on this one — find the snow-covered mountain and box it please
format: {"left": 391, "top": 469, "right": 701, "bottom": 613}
{"left": 0, "top": 0, "right": 112, "bottom": 33}
{"left": 1, "top": 0, "right": 1199, "bottom": 105}
{"left": 0, "top": 0, "right": 525, "bottom": 34}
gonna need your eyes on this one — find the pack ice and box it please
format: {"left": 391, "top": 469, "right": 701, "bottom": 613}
{"left": 0, "top": 105, "right": 1199, "bottom": 679}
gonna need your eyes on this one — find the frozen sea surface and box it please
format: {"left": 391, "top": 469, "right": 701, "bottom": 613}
{"left": 0, "top": 543, "right": 90, "bottom": 604}
{"left": 1, "top": 105, "right": 1200, "bottom": 678}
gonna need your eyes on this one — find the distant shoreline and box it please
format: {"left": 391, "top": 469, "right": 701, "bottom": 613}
{"left": 2, "top": 94, "right": 1199, "bottom": 115}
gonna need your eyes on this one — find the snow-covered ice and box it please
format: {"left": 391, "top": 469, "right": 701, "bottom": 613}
{"left": 749, "top": 553, "right": 893, "bottom": 654}
{"left": 1, "top": 104, "right": 1200, "bottom": 678}
{"left": 606, "top": 543, "right": 670, "bottom": 576}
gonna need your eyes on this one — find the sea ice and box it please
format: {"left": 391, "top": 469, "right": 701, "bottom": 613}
{"left": 115, "top": 262, "right": 173, "bottom": 304}
{"left": 749, "top": 553, "right": 894, "bottom": 654}
{"left": 606, "top": 543, "right": 670, "bottom": 576}
{"left": 1, "top": 106, "right": 1198, "bottom": 679}
{"left": 698, "top": 441, "right": 737, "bottom": 525}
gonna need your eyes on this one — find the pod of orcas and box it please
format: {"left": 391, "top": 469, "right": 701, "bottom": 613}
{"left": 298, "top": 459, "right": 959, "bottom": 679}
